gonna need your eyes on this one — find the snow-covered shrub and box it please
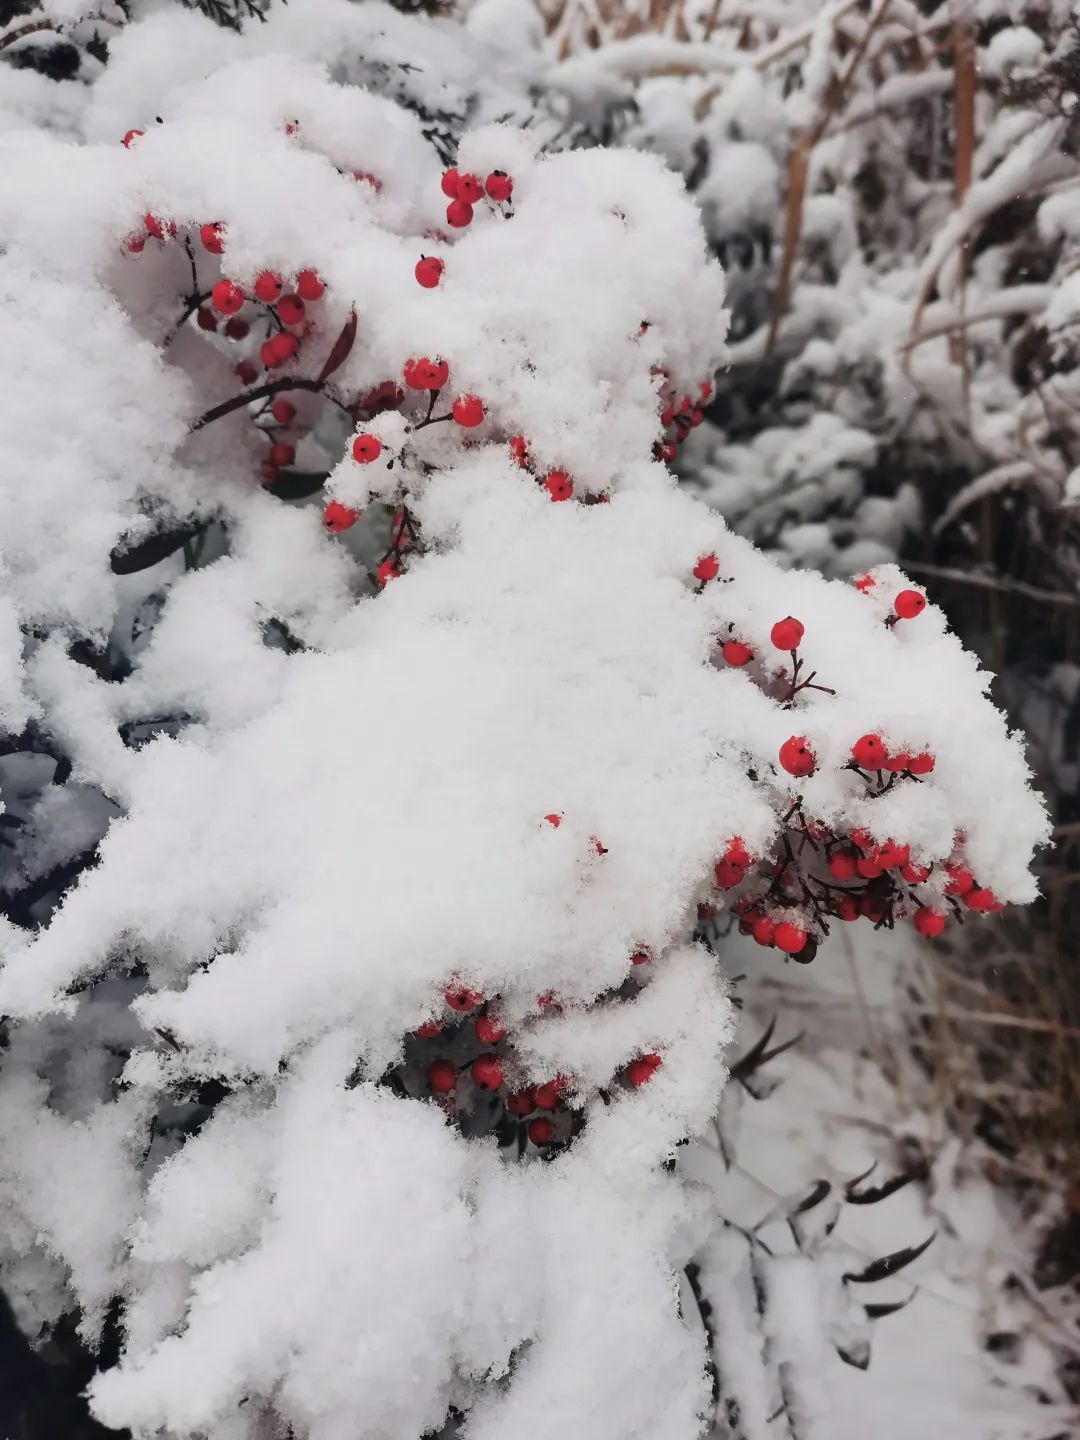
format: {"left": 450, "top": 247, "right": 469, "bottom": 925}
{"left": 0, "top": 4, "right": 1052, "bottom": 1438}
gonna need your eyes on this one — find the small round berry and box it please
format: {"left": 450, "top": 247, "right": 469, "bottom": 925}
{"left": 900, "top": 860, "right": 930, "bottom": 884}
{"left": 271, "top": 398, "right": 296, "bottom": 425}
{"left": 861, "top": 894, "right": 887, "bottom": 924}
{"left": 543, "top": 471, "right": 573, "bottom": 502}
{"left": 626, "top": 1054, "right": 662, "bottom": 1087}
{"left": 195, "top": 307, "right": 218, "bottom": 332}
{"left": 224, "top": 317, "right": 249, "bottom": 341}
{"left": 235, "top": 361, "right": 258, "bottom": 386}
{"left": 724, "top": 836, "right": 750, "bottom": 869}
{"left": 893, "top": 589, "right": 926, "bottom": 620}
{"left": 543, "top": 813, "right": 562, "bottom": 828}
{"left": 908, "top": 752, "right": 935, "bottom": 775}
{"left": 913, "top": 908, "right": 946, "bottom": 938}
{"left": 856, "top": 852, "right": 884, "bottom": 880}
{"left": 122, "top": 129, "right": 144, "bottom": 148}
{"left": 276, "top": 294, "right": 306, "bottom": 327}
{"left": 689, "top": 409, "right": 704, "bottom": 427}
{"left": 944, "top": 864, "right": 974, "bottom": 896}
{"left": 475, "top": 1014, "right": 506, "bottom": 1045}
{"left": 877, "top": 840, "right": 909, "bottom": 870}
{"left": 773, "top": 922, "right": 808, "bottom": 955}
{"left": 471, "top": 1054, "right": 504, "bottom": 1090}
{"left": 414, "top": 1019, "right": 441, "bottom": 1039}
{"left": 269, "top": 441, "right": 294, "bottom": 467}
{"left": 124, "top": 234, "right": 146, "bottom": 255}
{"left": 850, "top": 828, "right": 872, "bottom": 852}
{"left": 322, "top": 501, "right": 359, "bottom": 533}
{"left": 630, "top": 949, "right": 650, "bottom": 966}
{"left": 199, "top": 222, "right": 224, "bottom": 254}
{"left": 415, "top": 255, "right": 444, "bottom": 288}
{"left": 657, "top": 441, "right": 677, "bottom": 464}
{"left": 446, "top": 199, "right": 474, "bottom": 228}
{"left": 850, "top": 733, "right": 887, "bottom": 770}
{"left": 751, "top": 916, "right": 775, "bottom": 947}
{"left": 456, "top": 173, "right": 483, "bottom": 204}
{"left": 533, "top": 1081, "right": 561, "bottom": 1111}
{"left": 828, "top": 849, "right": 858, "bottom": 881}
{"left": 853, "top": 573, "right": 875, "bottom": 593}
{"left": 260, "top": 339, "right": 278, "bottom": 369}
{"left": 722, "top": 639, "right": 753, "bottom": 666}
{"left": 693, "top": 553, "right": 720, "bottom": 582}
{"left": 269, "top": 332, "right": 299, "bottom": 365}
{"left": 376, "top": 558, "right": 402, "bottom": 586}
{"left": 144, "top": 213, "right": 167, "bottom": 240}
{"left": 770, "top": 616, "right": 804, "bottom": 651}
{"left": 351, "top": 433, "right": 383, "bottom": 464}
{"left": 427, "top": 1060, "right": 457, "bottom": 1094}
{"left": 440, "top": 168, "right": 461, "bottom": 198}
{"left": 452, "top": 394, "right": 485, "bottom": 428}
{"left": 507, "top": 1089, "right": 535, "bottom": 1117}
{"left": 834, "top": 896, "right": 859, "bottom": 922}
{"left": 778, "top": 736, "right": 815, "bottom": 778}
{"left": 886, "top": 751, "right": 912, "bottom": 773}
{"left": 485, "top": 171, "right": 513, "bottom": 202}
{"left": 508, "top": 435, "right": 528, "bottom": 467}
{"left": 445, "top": 982, "right": 483, "bottom": 1013}
{"left": 714, "top": 859, "right": 745, "bottom": 889}
{"left": 528, "top": 1118, "right": 555, "bottom": 1145}
{"left": 963, "top": 887, "right": 998, "bottom": 912}
{"left": 253, "top": 270, "right": 283, "bottom": 303}
{"left": 210, "top": 279, "right": 245, "bottom": 316}
{"left": 296, "top": 269, "right": 325, "bottom": 301}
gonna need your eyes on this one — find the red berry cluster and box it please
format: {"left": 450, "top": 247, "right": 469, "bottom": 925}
{"left": 440, "top": 167, "right": 514, "bottom": 230}
{"left": 653, "top": 375, "right": 711, "bottom": 464}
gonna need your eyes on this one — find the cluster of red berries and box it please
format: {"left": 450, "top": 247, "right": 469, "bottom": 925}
{"left": 653, "top": 376, "right": 711, "bottom": 464}
{"left": 440, "top": 167, "right": 513, "bottom": 229}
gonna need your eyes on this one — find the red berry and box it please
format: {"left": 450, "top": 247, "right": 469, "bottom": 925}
{"left": 271, "top": 399, "right": 296, "bottom": 425}
{"left": 122, "top": 129, "right": 144, "bottom": 148}
{"left": 322, "top": 501, "right": 359, "bottom": 533}
{"left": 253, "top": 271, "right": 283, "bottom": 303}
{"left": 900, "top": 860, "right": 930, "bottom": 884}
{"left": 427, "top": 1060, "right": 457, "bottom": 1094}
{"left": 877, "top": 840, "right": 909, "bottom": 870}
{"left": 850, "top": 734, "right": 887, "bottom": 770}
{"left": 269, "top": 441, "right": 294, "bottom": 467}
{"left": 886, "top": 751, "right": 912, "bottom": 773}
{"left": 484, "top": 171, "right": 513, "bottom": 202}
{"left": 534, "top": 1081, "right": 561, "bottom": 1110}
{"left": 944, "top": 865, "right": 974, "bottom": 897}
{"left": 714, "top": 859, "right": 745, "bottom": 889}
{"left": 770, "top": 616, "right": 804, "bottom": 651}
{"left": 722, "top": 639, "right": 753, "bottom": 666}
{"left": 834, "top": 896, "right": 859, "bottom": 922}
{"left": 211, "top": 279, "right": 245, "bottom": 316}
{"left": 693, "top": 553, "right": 719, "bottom": 582}
{"left": 452, "top": 394, "right": 485, "bottom": 428}
{"left": 828, "top": 849, "right": 858, "bottom": 881}
{"left": 963, "top": 887, "right": 997, "bottom": 912}
{"left": 124, "top": 234, "right": 146, "bottom": 255}
{"left": 913, "top": 908, "right": 946, "bottom": 938}
{"left": 543, "top": 813, "right": 562, "bottom": 828}
{"left": 689, "top": 409, "right": 704, "bottom": 427}
{"left": 446, "top": 199, "right": 474, "bottom": 228}
{"left": 196, "top": 307, "right": 218, "bottom": 332}
{"left": 630, "top": 949, "right": 650, "bottom": 966}
{"left": 543, "top": 471, "right": 573, "bottom": 502}
{"left": 475, "top": 1014, "right": 506, "bottom": 1044}
{"left": 296, "top": 269, "right": 325, "bottom": 301}
{"left": 861, "top": 894, "right": 887, "bottom": 923}
{"left": 508, "top": 435, "right": 528, "bottom": 467}
{"left": 415, "top": 256, "right": 444, "bottom": 288}
{"left": 456, "top": 173, "right": 483, "bottom": 204}
{"left": 850, "top": 828, "right": 872, "bottom": 852}
{"left": 778, "top": 736, "right": 815, "bottom": 777}
{"left": 440, "top": 168, "right": 461, "bottom": 198}
{"left": 445, "top": 982, "right": 483, "bottom": 1013}
{"left": 144, "top": 213, "right": 166, "bottom": 239}
{"left": 351, "top": 434, "right": 383, "bottom": 464}
{"left": 724, "top": 836, "right": 750, "bottom": 869}
{"left": 752, "top": 916, "right": 775, "bottom": 947}
{"left": 276, "top": 294, "right": 305, "bottom": 327}
{"left": 657, "top": 441, "right": 677, "bottom": 463}
{"left": 774, "top": 922, "right": 807, "bottom": 955}
{"left": 626, "top": 1054, "right": 662, "bottom": 1087}
{"left": 224, "top": 317, "right": 249, "bottom": 340}
{"left": 414, "top": 1019, "right": 441, "bottom": 1038}
{"left": 893, "top": 589, "right": 926, "bottom": 620}
{"left": 856, "top": 852, "right": 884, "bottom": 879}
{"left": 507, "top": 1089, "right": 534, "bottom": 1116}
{"left": 376, "top": 558, "right": 402, "bottom": 586}
{"left": 853, "top": 573, "right": 875, "bottom": 593}
{"left": 528, "top": 1118, "right": 555, "bottom": 1145}
{"left": 235, "top": 361, "right": 258, "bottom": 386}
{"left": 199, "top": 222, "right": 224, "bottom": 254}
{"left": 699, "top": 380, "right": 712, "bottom": 401}
{"left": 268, "top": 332, "right": 299, "bottom": 365}
{"left": 471, "top": 1054, "right": 504, "bottom": 1090}
{"left": 909, "top": 752, "right": 935, "bottom": 775}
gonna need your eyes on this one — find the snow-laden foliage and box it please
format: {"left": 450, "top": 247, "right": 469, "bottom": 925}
{"left": 543, "top": 2, "right": 1080, "bottom": 577}
{"left": 0, "top": 4, "right": 1052, "bottom": 1439}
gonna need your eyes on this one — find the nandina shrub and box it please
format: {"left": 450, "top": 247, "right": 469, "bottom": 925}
{"left": 0, "top": 11, "right": 1050, "bottom": 1440}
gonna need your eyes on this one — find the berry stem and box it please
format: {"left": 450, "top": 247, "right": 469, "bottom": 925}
{"left": 190, "top": 378, "right": 351, "bottom": 432}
